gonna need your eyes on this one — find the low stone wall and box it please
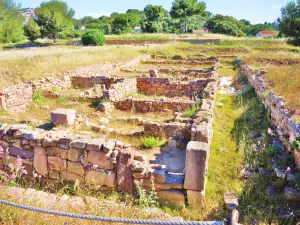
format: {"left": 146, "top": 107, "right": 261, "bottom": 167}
{"left": 0, "top": 76, "right": 71, "bottom": 112}
{"left": 105, "top": 39, "right": 220, "bottom": 45}
{"left": 30, "top": 76, "right": 72, "bottom": 91}
{"left": 0, "top": 123, "right": 187, "bottom": 207}
{"left": 113, "top": 98, "right": 196, "bottom": 113}
{"left": 0, "top": 83, "right": 33, "bottom": 112}
{"left": 102, "top": 78, "right": 137, "bottom": 101}
{"left": 144, "top": 121, "right": 191, "bottom": 141}
{"left": 137, "top": 77, "right": 215, "bottom": 98}
{"left": 242, "top": 65, "right": 300, "bottom": 168}
{"left": 71, "top": 76, "right": 118, "bottom": 89}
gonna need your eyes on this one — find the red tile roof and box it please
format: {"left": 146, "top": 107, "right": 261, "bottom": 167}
{"left": 258, "top": 31, "right": 279, "bottom": 35}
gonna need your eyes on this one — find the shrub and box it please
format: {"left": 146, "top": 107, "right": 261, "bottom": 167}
{"left": 81, "top": 29, "right": 105, "bottom": 46}
{"left": 182, "top": 105, "right": 199, "bottom": 118}
{"left": 142, "top": 136, "right": 163, "bottom": 149}
{"left": 32, "top": 92, "right": 45, "bottom": 104}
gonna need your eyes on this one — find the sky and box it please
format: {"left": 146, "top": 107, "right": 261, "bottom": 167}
{"left": 21, "top": 0, "right": 290, "bottom": 24}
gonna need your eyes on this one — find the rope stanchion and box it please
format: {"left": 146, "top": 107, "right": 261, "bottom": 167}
{"left": 0, "top": 199, "right": 224, "bottom": 225}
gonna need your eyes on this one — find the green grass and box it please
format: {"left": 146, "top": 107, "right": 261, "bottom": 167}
{"left": 182, "top": 105, "right": 199, "bottom": 118}
{"left": 142, "top": 136, "right": 165, "bottom": 149}
{"left": 0, "top": 108, "right": 9, "bottom": 116}
{"left": 32, "top": 92, "right": 45, "bottom": 105}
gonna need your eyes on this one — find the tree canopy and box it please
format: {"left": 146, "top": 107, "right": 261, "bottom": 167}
{"left": 279, "top": 0, "right": 300, "bottom": 45}
{"left": 34, "top": 0, "right": 75, "bottom": 42}
{"left": 170, "top": 0, "right": 206, "bottom": 32}
{"left": 111, "top": 13, "right": 139, "bottom": 34}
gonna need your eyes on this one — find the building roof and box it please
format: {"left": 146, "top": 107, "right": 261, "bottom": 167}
{"left": 257, "top": 30, "right": 279, "bottom": 35}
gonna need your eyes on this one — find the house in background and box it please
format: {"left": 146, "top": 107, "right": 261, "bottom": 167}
{"left": 256, "top": 29, "right": 279, "bottom": 38}
{"left": 133, "top": 26, "right": 142, "bottom": 34}
{"left": 21, "top": 8, "right": 35, "bottom": 23}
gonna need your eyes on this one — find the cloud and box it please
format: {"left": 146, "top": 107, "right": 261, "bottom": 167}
{"left": 272, "top": 5, "right": 282, "bottom": 9}
{"left": 86, "top": 12, "right": 111, "bottom": 18}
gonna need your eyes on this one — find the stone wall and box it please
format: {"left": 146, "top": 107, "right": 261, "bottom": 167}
{"left": 71, "top": 76, "right": 115, "bottom": 89}
{"left": 105, "top": 39, "right": 220, "bottom": 45}
{"left": 102, "top": 78, "right": 137, "bottom": 102}
{"left": 0, "top": 123, "right": 187, "bottom": 207}
{"left": 137, "top": 77, "right": 215, "bottom": 98}
{"left": 0, "top": 76, "right": 71, "bottom": 112}
{"left": 0, "top": 83, "right": 33, "bottom": 112}
{"left": 242, "top": 65, "right": 300, "bottom": 168}
{"left": 113, "top": 98, "right": 196, "bottom": 113}
{"left": 144, "top": 121, "right": 191, "bottom": 141}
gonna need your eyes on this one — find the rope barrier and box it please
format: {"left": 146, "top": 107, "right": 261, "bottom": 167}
{"left": 0, "top": 199, "right": 225, "bottom": 225}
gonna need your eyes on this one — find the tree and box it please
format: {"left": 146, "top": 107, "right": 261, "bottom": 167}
{"left": 34, "top": 0, "right": 75, "bottom": 43}
{"left": 81, "top": 16, "right": 94, "bottom": 25}
{"left": 24, "top": 18, "right": 41, "bottom": 42}
{"left": 212, "top": 21, "right": 244, "bottom": 37}
{"left": 0, "top": 0, "right": 25, "bottom": 43}
{"left": 170, "top": 0, "right": 206, "bottom": 33}
{"left": 279, "top": 0, "right": 300, "bottom": 45}
{"left": 141, "top": 5, "right": 166, "bottom": 33}
{"left": 204, "top": 14, "right": 242, "bottom": 31}
{"left": 111, "top": 13, "right": 139, "bottom": 34}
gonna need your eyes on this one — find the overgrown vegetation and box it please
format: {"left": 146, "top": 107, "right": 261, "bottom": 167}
{"left": 81, "top": 29, "right": 105, "bottom": 46}
{"left": 142, "top": 136, "right": 165, "bottom": 149}
{"left": 182, "top": 104, "right": 199, "bottom": 118}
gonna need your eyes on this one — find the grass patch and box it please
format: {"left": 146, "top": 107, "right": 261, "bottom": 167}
{"left": 0, "top": 108, "right": 9, "bottom": 116}
{"left": 182, "top": 105, "right": 199, "bottom": 118}
{"left": 32, "top": 92, "right": 45, "bottom": 105}
{"left": 142, "top": 136, "right": 165, "bottom": 149}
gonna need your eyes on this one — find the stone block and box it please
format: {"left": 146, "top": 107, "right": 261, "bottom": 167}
{"left": 0, "top": 95, "right": 6, "bottom": 109}
{"left": 47, "top": 156, "right": 64, "bottom": 171}
{"left": 224, "top": 191, "right": 239, "bottom": 210}
{"left": 149, "top": 69, "right": 159, "bottom": 78}
{"left": 51, "top": 108, "right": 76, "bottom": 125}
{"left": 60, "top": 171, "right": 84, "bottom": 183}
{"left": 184, "top": 141, "right": 209, "bottom": 191}
{"left": 88, "top": 150, "right": 113, "bottom": 169}
{"left": 157, "top": 189, "right": 185, "bottom": 208}
{"left": 68, "top": 148, "right": 84, "bottom": 162}
{"left": 86, "top": 138, "right": 105, "bottom": 151}
{"left": 85, "top": 170, "right": 115, "bottom": 188}
{"left": 67, "top": 161, "right": 85, "bottom": 176}
{"left": 103, "top": 140, "right": 116, "bottom": 153}
{"left": 34, "top": 147, "right": 48, "bottom": 175}
{"left": 191, "top": 124, "right": 210, "bottom": 144}
{"left": 187, "top": 190, "right": 205, "bottom": 207}
{"left": 116, "top": 149, "right": 135, "bottom": 193}
{"left": 8, "top": 147, "right": 34, "bottom": 159}
{"left": 70, "top": 139, "right": 87, "bottom": 149}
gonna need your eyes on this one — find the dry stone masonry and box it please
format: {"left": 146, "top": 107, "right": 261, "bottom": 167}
{"left": 243, "top": 66, "right": 300, "bottom": 168}
{"left": 0, "top": 54, "right": 219, "bottom": 208}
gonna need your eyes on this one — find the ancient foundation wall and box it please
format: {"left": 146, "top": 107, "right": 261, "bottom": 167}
{"left": 242, "top": 66, "right": 300, "bottom": 168}
{"left": 102, "top": 78, "right": 137, "bottom": 102}
{"left": 0, "top": 76, "right": 71, "bottom": 112}
{"left": 113, "top": 98, "right": 196, "bottom": 113}
{"left": 105, "top": 39, "right": 220, "bottom": 45}
{"left": 0, "top": 124, "right": 186, "bottom": 207}
{"left": 137, "top": 77, "right": 215, "bottom": 98}
{"left": 144, "top": 121, "right": 191, "bottom": 141}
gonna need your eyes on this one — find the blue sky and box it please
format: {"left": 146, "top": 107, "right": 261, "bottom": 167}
{"left": 21, "top": 0, "right": 290, "bottom": 24}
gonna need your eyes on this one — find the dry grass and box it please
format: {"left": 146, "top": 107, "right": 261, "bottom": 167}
{"left": 242, "top": 52, "right": 300, "bottom": 119}
{"left": 0, "top": 46, "right": 141, "bottom": 90}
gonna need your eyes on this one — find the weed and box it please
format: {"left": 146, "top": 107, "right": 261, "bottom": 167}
{"left": 32, "top": 92, "right": 45, "bottom": 105}
{"left": 182, "top": 105, "right": 199, "bottom": 118}
{"left": 58, "top": 96, "right": 67, "bottom": 105}
{"left": 0, "top": 108, "right": 9, "bottom": 116}
{"left": 134, "top": 176, "right": 158, "bottom": 207}
{"left": 142, "top": 136, "right": 164, "bottom": 149}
